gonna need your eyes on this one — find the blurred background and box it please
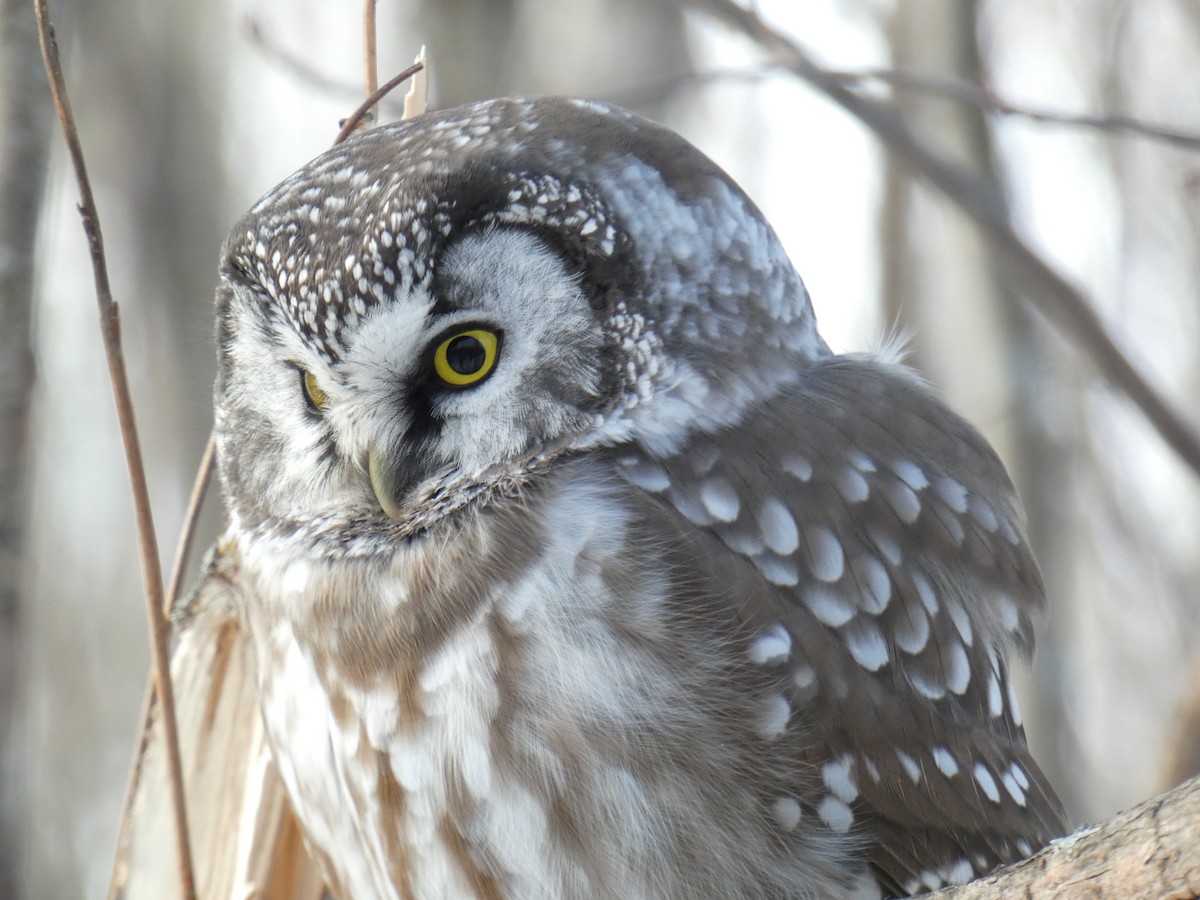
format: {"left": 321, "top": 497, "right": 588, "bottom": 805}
{"left": 2, "top": 0, "right": 1199, "bottom": 896}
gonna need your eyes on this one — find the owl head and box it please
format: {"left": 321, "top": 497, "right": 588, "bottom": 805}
{"left": 214, "top": 97, "right": 827, "bottom": 547}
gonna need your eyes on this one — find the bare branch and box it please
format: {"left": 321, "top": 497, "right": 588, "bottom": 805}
{"left": 244, "top": 16, "right": 361, "bottom": 98}
{"left": 616, "top": 64, "right": 1200, "bottom": 153}
{"left": 932, "top": 776, "right": 1200, "bottom": 898}
{"left": 685, "top": 0, "right": 1200, "bottom": 481}
{"left": 332, "top": 60, "right": 425, "bottom": 146}
{"left": 362, "top": 0, "right": 378, "bottom": 98}
{"left": 32, "top": 2, "right": 196, "bottom": 897}
{"left": 826, "top": 66, "right": 1200, "bottom": 153}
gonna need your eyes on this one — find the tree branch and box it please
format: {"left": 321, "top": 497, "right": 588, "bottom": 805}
{"left": 685, "top": 0, "right": 1200, "bottom": 481}
{"left": 32, "top": 2, "right": 196, "bottom": 897}
{"left": 933, "top": 775, "right": 1200, "bottom": 898}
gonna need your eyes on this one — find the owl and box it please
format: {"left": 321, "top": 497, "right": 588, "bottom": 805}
{"left": 210, "top": 96, "right": 1066, "bottom": 899}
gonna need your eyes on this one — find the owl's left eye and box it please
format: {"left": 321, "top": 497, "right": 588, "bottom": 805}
{"left": 432, "top": 327, "right": 501, "bottom": 387}
{"left": 300, "top": 369, "right": 330, "bottom": 413}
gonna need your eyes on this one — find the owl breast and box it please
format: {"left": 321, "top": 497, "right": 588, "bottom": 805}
{"left": 237, "top": 458, "right": 854, "bottom": 900}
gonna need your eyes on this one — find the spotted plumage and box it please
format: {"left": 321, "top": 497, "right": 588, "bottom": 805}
{"left": 209, "top": 96, "right": 1065, "bottom": 898}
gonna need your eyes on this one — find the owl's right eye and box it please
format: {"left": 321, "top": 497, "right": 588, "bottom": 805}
{"left": 300, "top": 369, "right": 330, "bottom": 413}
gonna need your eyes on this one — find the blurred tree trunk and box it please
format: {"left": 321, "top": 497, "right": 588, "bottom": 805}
{"left": 879, "top": 0, "right": 1075, "bottom": 817}
{"left": 0, "top": 0, "right": 53, "bottom": 895}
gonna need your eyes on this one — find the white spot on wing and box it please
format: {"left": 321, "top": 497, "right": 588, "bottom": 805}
{"left": 896, "top": 749, "right": 922, "bottom": 783}
{"left": 973, "top": 763, "right": 1001, "bottom": 803}
{"left": 756, "top": 694, "right": 791, "bottom": 740}
{"left": 883, "top": 480, "right": 921, "bottom": 523}
{"left": 619, "top": 457, "right": 671, "bottom": 492}
{"left": 755, "top": 497, "right": 800, "bottom": 555}
{"left": 987, "top": 672, "right": 1004, "bottom": 718}
{"left": 843, "top": 619, "right": 889, "bottom": 672}
{"left": 816, "top": 796, "right": 854, "bottom": 833}
{"left": 934, "top": 476, "right": 969, "bottom": 513}
{"left": 1001, "top": 770, "right": 1027, "bottom": 806}
{"left": 945, "top": 642, "right": 971, "bottom": 695}
{"left": 748, "top": 625, "right": 791, "bottom": 665}
{"left": 943, "top": 859, "right": 975, "bottom": 886}
{"left": 1007, "top": 677, "right": 1024, "bottom": 726}
{"left": 836, "top": 467, "right": 870, "bottom": 502}
{"left": 912, "top": 572, "right": 939, "bottom": 614}
{"left": 699, "top": 476, "right": 740, "bottom": 522}
{"left": 772, "top": 796, "right": 802, "bottom": 831}
{"left": 853, "top": 554, "right": 891, "bottom": 614}
{"left": 893, "top": 605, "right": 930, "bottom": 654}
{"left": 932, "top": 747, "right": 959, "bottom": 777}
{"left": 809, "top": 527, "right": 845, "bottom": 582}
{"left": 890, "top": 459, "right": 929, "bottom": 490}
{"left": 755, "top": 554, "right": 799, "bottom": 587}
{"left": 822, "top": 755, "right": 859, "bottom": 803}
{"left": 782, "top": 454, "right": 813, "bottom": 481}
{"left": 804, "top": 585, "right": 854, "bottom": 627}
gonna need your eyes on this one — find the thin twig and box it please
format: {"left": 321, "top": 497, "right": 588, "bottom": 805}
{"left": 163, "top": 431, "right": 216, "bottom": 618}
{"left": 332, "top": 60, "right": 425, "bottom": 146}
{"left": 611, "top": 63, "right": 1200, "bottom": 153}
{"left": 32, "top": 3, "right": 196, "bottom": 898}
{"left": 689, "top": 0, "right": 1200, "bottom": 480}
{"left": 362, "top": 0, "right": 378, "bottom": 98}
{"left": 827, "top": 66, "right": 1200, "bottom": 153}
{"left": 244, "top": 16, "right": 363, "bottom": 98}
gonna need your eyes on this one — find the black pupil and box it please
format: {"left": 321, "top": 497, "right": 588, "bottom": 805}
{"left": 446, "top": 335, "right": 486, "bottom": 375}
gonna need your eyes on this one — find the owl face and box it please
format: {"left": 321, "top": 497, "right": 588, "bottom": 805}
{"left": 214, "top": 97, "right": 826, "bottom": 546}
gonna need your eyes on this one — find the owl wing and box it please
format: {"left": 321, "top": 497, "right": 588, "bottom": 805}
{"left": 617, "top": 353, "right": 1067, "bottom": 895}
{"left": 109, "top": 541, "right": 325, "bottom": 900}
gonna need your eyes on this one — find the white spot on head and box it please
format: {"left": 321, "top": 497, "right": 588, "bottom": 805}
{"left": 808, "top": 527, "right": 845, "bottom": 582}
{"left": 756, "top": 694, "right": 791, "bottom": 740}
{"left": 821, "top": 755, "right": 859, "bottom": 803}
{"left": 699, "top": 476, "right": 740, "bottom": 522}
{"left": 747, "top": 624, "right": 792, "bottom": 665}
{"left": 816, "top": 795, "right": 854, "bottom": 834}
{"left": 973, "top": 763, "right": 1001, "bottom": 803}
{"left": 932, "top": 747, "right": 959, "bottom": 778}
{"left": 772, "top": 795, "right": 803, "bottom": 831}
{"left": 896, "top": 749, "right": 922, "bottom": 783}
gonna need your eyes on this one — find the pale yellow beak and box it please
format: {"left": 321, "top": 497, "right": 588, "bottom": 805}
{"left": 368, "top": 446, "right": 403, "bottom": 520}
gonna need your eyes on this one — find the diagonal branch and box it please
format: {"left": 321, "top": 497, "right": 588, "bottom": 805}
{"left": 685, "top": 0, "right": 1200, "bottom": 480}
{"left": 32, "top": 2, "right": 196, "bottom": 897}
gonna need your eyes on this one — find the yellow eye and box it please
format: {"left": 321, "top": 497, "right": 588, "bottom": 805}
{"left": 300, "top": 369, "right": 330, "bottom": 412}
{"left": 432, "top": 328, "right": 500, "bottom": 387}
